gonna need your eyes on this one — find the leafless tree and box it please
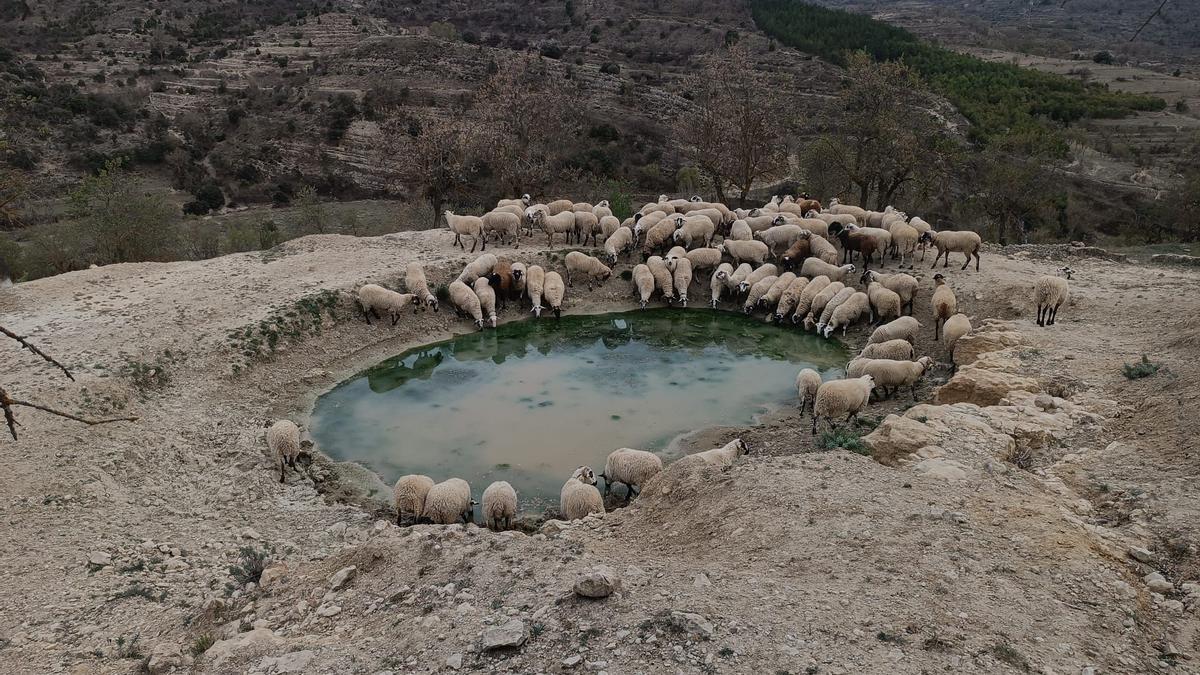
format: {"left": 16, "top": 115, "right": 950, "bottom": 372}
{"left": 1, "top": 326, "right": 136, "bottom": 440}
{"left": 380, "top": 107, "right": 484, "bottom": 229}
{"left": 675, "top": 48, "right": 791, "bottom": 206}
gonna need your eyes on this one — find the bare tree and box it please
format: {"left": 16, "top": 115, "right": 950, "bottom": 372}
{"left": 675, "top": 48, "right": 791, "bottom": 206}
{"left": 970, "top": 148, "right": 1054, "bottom": 244}
{"left": 1, "top": 326, "right": 136, "bottom": 440}
{"left": 380, "top": 107, "right": 483, "bottom": 228}
{"left": 474, "top": 56, "right": 581, "bottom": 199}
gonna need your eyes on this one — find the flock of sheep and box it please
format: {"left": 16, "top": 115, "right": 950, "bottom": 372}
{"left": 269, "top": 192, "right": 1076, "bottom": 527}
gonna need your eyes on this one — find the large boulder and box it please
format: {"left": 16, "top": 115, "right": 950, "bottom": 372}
{"left": 863, "top": 415, "right": 942, "bottom": 466}
{"left": 935, "top": 365, "right": 1041, "bottom": 407}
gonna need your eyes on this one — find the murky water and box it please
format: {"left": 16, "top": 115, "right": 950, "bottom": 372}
{"left": 310, "top": 309, "right": 848, "bottom": 513}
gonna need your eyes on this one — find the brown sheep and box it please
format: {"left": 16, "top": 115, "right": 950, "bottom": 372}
{"left": 830, "top": 224, "right": 879, "bottom": 270}
{"left": 780, "top": 234, "right": 812, "bottom": 270}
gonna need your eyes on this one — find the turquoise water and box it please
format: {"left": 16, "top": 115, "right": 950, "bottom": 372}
{"left": 310, "top": 309, "right": 848, "bottom": 512}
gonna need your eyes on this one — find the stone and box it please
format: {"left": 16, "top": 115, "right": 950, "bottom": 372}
{"left": 329, "top": 565, "right": 357, "bottom": 590}
{"left": 446, "top": 653, "right": 463, "bottom": 670}
{"left": 1128, "top": 547, "right": 1154, "bottom": 564}
{"left": 240, "top": 527, "right": 262, "bottom": 540}
{"left": 259, "top": 650, "right": 317, "bottom": 673}
{"left": 259, "top": 563, "right": 289, "bottom": 590}
{"left": 316, "top": 603, "right": 342, "bottom": 617}
{"left": 1144, "top": 572, "right": 1173, "bottom": 594}
{"left": 574, "top": 566, "right": 620, "bottom": 599}
{"left": 87, "top": 551, "right": 111, "bottom": 567}
{"left": 863, "top": 415, "right": 941, "bottom": 466}
{"left": 912, "top": 457, "right": 971, "bottom": 481}
{"left": 482, "top": 619, "right": 528, "bottom": 650}
{"left": 563, "top": 655, "right": 583, "bottom": 667}
{"left": 935, "top": 366, "right": 1041, "bottom": 407}
{"left": 693, "top": 573, "right": 711, "bottom": 588}
{"left": 1034, "top": 394, "right": 1057, "bottom": 411}
{"left": 146, "top": 643, "right": 182, "bottom": 674}
{"left": 205, "top": 628, "right": 282, "bottom": 667}
{"left": 952, "top": 329, "right": 1024, "bottom": 366}
{"left": 540, "top": 520, "right": 571, "bottom": 535}
{"left": 669, "top": 611, "right": 714, "bottom": 639}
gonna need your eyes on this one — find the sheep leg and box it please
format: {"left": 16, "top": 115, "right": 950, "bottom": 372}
{"left": 361, "top": 304, "right": 372, "bottom": 324}
{"left": 960, "top": 252, "right": 970, "bottom": 271}
{"left": 480, "top": 233, "right": 487, "bottom": 252}
{"left": 974, "top": 250, "right": 980, "bottom": 272}
{"left": 454, "top": 233, "right": 462, "bottom": 249}
{"left": 1050, "top": 303, "right": 1061, "bottom": 325}
{"left": 279, "top": 458, "right": 286, "bottom": 483}
{"left": 934, "top": 318, "right": 942, "bottom": 341}
{"left": 811, "top": 415, "right": 819, "bottom": 435}
{"left": 1037, "top": 305, "right": 1045, "bottom": 327}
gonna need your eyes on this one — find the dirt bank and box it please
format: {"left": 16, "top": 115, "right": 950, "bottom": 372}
{"left": 0, "top": 230, "right": 1197, "bottom": 674}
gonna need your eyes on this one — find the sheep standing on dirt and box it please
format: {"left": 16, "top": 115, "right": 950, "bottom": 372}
{"left": 739, "top": 263, "right": 779, "bottom": 294}
{"left": 546, "top": 199, "right": 574, "bottom": 215}
{"left": 774, "top": 276, "right": 810, "bottom": 322}
{"left": 574, "top": 211, "right": 601, "bottom": 246}
{"left": 647, "top": 256, "right": 675, "bottom": 305}
{"left": 481, "top": 481, "right": 518, "bottom": 531}
{"left": 526, "top": 265, "right": 546, "bottom": 317}
{"left": 448, "top": 280, "right": 484, "bottom": 329}
{"left": 861, "top": 270, "right": 917, "bottom": 316}
{"left": 357, "top": 284, "right": 415, "bottom": 325}
{"left": 718, "top": 240, "right": 770, "bottom": 266}
{"left": 560, "top": 466, "right": 605, "bottom": 520}
{"left": 796, "top": 368, "right": 822, "bottom": 417}
{"left": 445, "top": 211, "right": 485, "bottom": 252}
{"left": 743, "top": 275, "right": 780, "bottom": 313}
{"left": 673, "top": 215, "right": 716, "bottom": 249}
{"left": 760, "top": 272, "right": 798, "bottom": 310}
{"left": 457, "top": 253, "right": 498, "bottom": 284}
{"left": 792, "top": 276, "right": 831, "bottom": 324}
{"left": 727, "top": 263, "right": 753, "bottom": 294}
{"left": 419, "top": 478, "right": 476, "bottom": 525}
{"left": 673, "top": 257, "right": 694, "bottom": 307}
{"left": 497, "top": 194, "right": 531, "bottom": 209}
{"left": 860, "top": 339, "right": 915, "bottom": 361}
{"left": 642, "top": 217, "right": 680, "bottom": 258}
{"left": 633, "top": 264, "right": 655, "bottom": 309}
{"left": 798, "top": 281, "right": 844, "bottom": 328}
{"left": 865, "top": 280, "right": 902, "bottom": 324}
{"left": 405, "top": 262, "right": 438, "bottom": 312}
{"left": 600, "top": 448, "right": 663, "bottom": 503}
{"left": 1034, "top": 266, "right": 1073, "bottom": 327}
{"left": 676, "top": 439, "right": 751, "bottom": 470}
{"left": 543, "top": 271, "right": 566, "bottom": 319}
{"left": 488, "top": 260, "right": 516, "bottom": 308}
{"left": 534, "top": 210, "right": 578, "bottom": 246}
{"left": 604, "top": 227, "right": 635, "bottom": 264}
{"left": 472, "top": 277, "right": 498, "bottom": 328}
{"left": 932, "top": 273, "right": 957, "bottom": 341}
{"left": 564, "top": 251, "right": 613, "bottom": 289}
{"left": 685, "top": 248, "right": 722, "bottom": 276}
{"left": 920, "top": 230, "right": 982, "bottom": 271}
{"left": 811, "top": 375, "right": 875, "bottom": 435}
{"left": 942, "top": 313, "right": 972, "bottom": 367}
{"left": 393, "top": 474, "right": 434, "bottom": 525}
{"left": 481, "top": 210, "right": 521, "bottom": 247}
{"left": 824, "top": 291, "right": 870, "bottom": 338}
{"left": 267, "top": 420, "right": 302, "bottom": 483}
{"left": 859, "top": 356, "right": 935, "bottom": 400}
{"left": 814, "top": 285, "right": 856, "bottom": 334}
{"left": 711, "top": 263, "right": 734, "bottom": 308}
{"left": 728, "top": 220, "right": 753, "bottom": 241}
{"left": 800, "top": 259, "right": 855, "bottom": 283}
{"left": 867, "top": 316, "right": 922, "bottom": 345}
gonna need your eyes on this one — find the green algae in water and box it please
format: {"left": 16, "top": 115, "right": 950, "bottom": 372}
{"left": 310, "top": 309, "right": 848, "bottom": 512}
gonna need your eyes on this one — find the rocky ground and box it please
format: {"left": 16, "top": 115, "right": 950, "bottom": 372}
{"left": 0, "top": 230, "right": 1198, "bottom": 674}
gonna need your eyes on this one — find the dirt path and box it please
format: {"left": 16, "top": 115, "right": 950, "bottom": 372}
{"left": 0, "top": 231, "right": 1197, "bottom": 674}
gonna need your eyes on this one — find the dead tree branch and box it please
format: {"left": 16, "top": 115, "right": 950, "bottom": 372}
{"left": 1130, "top": 0, "right": 1169, "bottom": 42}
{"left": 0, "top": 386, "right": 137, "bottom": 440}
{"left": 0, "top": 325, "right": 74, "bottom": 381}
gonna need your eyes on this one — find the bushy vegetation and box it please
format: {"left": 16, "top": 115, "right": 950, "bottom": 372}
{"left": 750, "top": 0, "right": 1164, "bottom": 153}
{"left": 1122, "top": 355, "right": 1163, "bottom": 380}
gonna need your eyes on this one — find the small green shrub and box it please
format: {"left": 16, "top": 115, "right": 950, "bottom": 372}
{"left": 435, "top": 283, "right": 451, "bottom": 303}
{"left": 991, "top": 642, "right": 1030, "bottom": 671}
{"left": 228, "top": 546, "right": 268, "bottom": 586}
{"left": 817, "top": 428, "right": 867, "bottom": 454}
{"left": 1122, "top": 355, "right": 1162, "bottom": 379}
{"left": 189, "top": 634, "right": 215, "bottom": 656}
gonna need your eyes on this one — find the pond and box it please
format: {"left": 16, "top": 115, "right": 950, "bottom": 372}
{"left": 309, "top": 309, "right": 849, "bottom": 514}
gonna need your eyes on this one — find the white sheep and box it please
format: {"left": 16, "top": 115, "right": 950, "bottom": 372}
{"left": 664, "top": 245, "right": 687, "bottom": 270}
{"left": 867, "top": 316, "right": 921, "bottom": 344}
{"left": 860, "top": 339, "right": 915, "bottom": 361}
{"left": 811, "top": 375, "right": 875, "bottom": 435}
{"left": 546, "top": 198, "right": 575, "bottom": 215}
{"left": 800, "top": 258, "right": 855, "bottom": 282}
{"left": 560, "top": 466, "right": 605, "bottom": 520}
{"left": 859, "top": 357, "right": 935, "bottom": 400}
{"left": 633, "top": 264, "right": 655, "bottom": 309}
{"left": 473, "top": 276, "right": 498, "bottom": 328}
{"left": 728, "top": 220, "right": 753, "bottom": 241}
{"left": 593, "top": 200, "right": 613, "bottom": 220}
{"left": 726, "top": 263, "right": 753, "bottom": 293}
{"left": 673, "top": 216, "right": 716, "bottom": 249}
{"left": 526, "top": 264, "right": 546, "bottom": 317}
{"left": 457, "top": 253, "right": 498, "bottom": 284}
{"left": 599, "top": 215, "right": 622, "bottom": 241}
{"left": 743, "top": 275, "right": 780, "bottom": 313}
{"left": 827, "top": 198, "right": 868, "bottom": 220}
{"left": 684, "top": 248, "right": 722, "bottom": 276}
{"left": 357, "top": 284, "right": 416, "bottom": 325}
{"left": 865, "top": 280, "right": 902, "bottom": 324}
{"left": 718, "top": 240, "right": 770, "bottom": 266}
{"left": 920, "top": 229, "right": 982, "bottom": 271}
{"left": 756, "top": 222, "right": 807, "bottom": 256}
{"left": 823, "top": 291, "right": 870, "bottom": 337}
{"left": 814, "top": 285, "right": 856, "bottom": 334}
{"left": 710, "top": 263, "right": 734, "bottom": 308}
{"left": 860, "top": 270, "right": 918, "bottom": 315}
{"left": 572, "top": 201, "right": 594, "bottom": 213}
{"left": 393, "top": 474, "right": 434, "bottom": 525}
{"left": 543, "top": 271, "right": 566, "bottom": 319}
{"left": 524, "top": 204, "right": 549, "bottom": 236}
{"left": 774, "top": 275, "right": 810, "bottom": 322}
{"left": 604, "top": 226, "right": 635, "bottom": 264}
{"left": 405, "top": 262, "right": 438, "bottom": 312}
{"left": 932, "top": 273, "right": 957, "bottom": 341}
{"left": 1034, "top": 266, "right": 1072, "bottom": 327}
{"left": 420, "top": 478, "right": 476, "bottom": 525}
{"left": 534, "top": 210, "right": 578, "bottom": 246}
{"left": 448, "top": 279, "right": 484, "bottom": 329}
{"left": 792, "top": 276, "right": 831, "bottom": 324}
{"left": 739, "top": 263, "right": 779, "bottom": 294}
{"left": 497, "top": 194, "right": 531, "bottom": 209}
{"left": 673, "top": 258, "right": 694, "bottom": 307}
{"left": 888, "top": 221, "right": 920, "bottom": 268}
{"left": 807, "top": 231, "right": 839, "bottom": 265}
{"left": 642, "top": 217, "right": 679, "bottom": 257}
{"left": 942, "top": 313, "right": 972, "bottom": 366}
{"left": 798, "top": 280, "right": 844, "bottom": 328}
{"left": 564, "top": 251, "right": 613, "bottom": 289}
{"left": 267, "top": 419, "right": 302, "bottom": 483}
{"left": 646, "top": 255, "right": 675, "bottom": 304}
{"left": 481, "top": 210, "right": 521, "bottom": 247}
{"left": 796, "top": 368, "right": 822, "bottom": 417}
{"left": 600, "top": 448, "right": 663, "bottom": 502}
{"left": 760, "top": 272, "right": 798, "bottom": 310}
{"left": 445, "top": 211, "right": 485, "bottom": 252}
{"left": 574, "top": 211, "right": 601, "bottom": 246}
{"left": 677, "top": 438, "right": 750, "bottom": 469}
{"left": 481, "top": 480, "right": 518, "bottom": 531}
